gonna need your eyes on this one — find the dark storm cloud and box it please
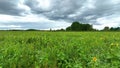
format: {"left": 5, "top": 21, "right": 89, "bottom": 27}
{"left": 1, "top": 0, "right": 120, "bottom": 22}
{"left": 0, "top": 0, "right": 29, "bottom": 16}
{"left": 24, "top": 0, "right": 86, "bottom": 20}
{"left": 0, "top": 0, "right": 17, "bottom": 15}
{"left": 24, "top": 0, "right": 120, "bottom": 25}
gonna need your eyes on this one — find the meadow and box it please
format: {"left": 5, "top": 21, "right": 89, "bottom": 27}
{"left": 0, "top": 31, "right": 120, "bottom": 68}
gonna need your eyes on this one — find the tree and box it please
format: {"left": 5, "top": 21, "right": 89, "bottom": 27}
{"left": 50, "top": 28, "right": 52, "bottom": 31}
{"left": 110, "top": 27, "right": 114, "bottom": 31}
{"left": 26, "top": 29, "right": 38, "bottom": 31}
{"left": 103, "top": 26, "right": 109, "bottom": 31}
{"left": 110, "top": 27, "right": 120, "bottom": 31}
{"left": 66, "top": 21, "right": 94, "bottom": 31}
{"left": 71, "top": 21, "right": 80, "bottom": 31}
{"left": 66, "top": 26, "right": 71, "bottom": 31}
{"left": 81, "top": 24, "right": 93, "bottom": 31}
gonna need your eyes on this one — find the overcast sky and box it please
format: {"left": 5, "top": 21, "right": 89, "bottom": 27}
{"left": 0, "top": 0, "right": 120, "bottom": 30}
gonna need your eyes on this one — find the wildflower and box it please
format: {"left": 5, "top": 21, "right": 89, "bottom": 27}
{"left": 100, "top": 37, "right": 104, "bottom": 40}
{"left": 100, "top": 37, "right": 103, "bottom": 40}
{"left": 111, "top": 43, "right": 119, "bottom": 47}
{"left": 116, "top": 43, "right": 119, "bottom": 47}
{"left": 92, "top": 57, "right": 97, "bottom": 62}
{"left": 110, "top": 43, "right": 114, "bottom": 46}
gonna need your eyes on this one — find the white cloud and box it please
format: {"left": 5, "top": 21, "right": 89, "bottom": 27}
{"left": 37, "top": 0, "right": 51, "bottom": 10}
{"left": 0, "top": 14, "right": 71, "bottom": 30}
{"left": 0, "top": 14, "right": 48, "bottom": 23}
{"left": 0, "top": 14, "right": 15, "bottom": 22}
{"left": 17, "top": 0, "right": 31, "bottom": 15}
{"left": 0, "top": 25, "right": 21, "bottom": 28}
{"left": 94, "top": 14, "right": 120, "bottom": 30}
{"left": 110, "top": 0, "right": 120, "bottom": 4}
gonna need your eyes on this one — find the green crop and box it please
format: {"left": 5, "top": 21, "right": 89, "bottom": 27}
{"left": 0, "top": 31, "right": 120, "bottom": 68}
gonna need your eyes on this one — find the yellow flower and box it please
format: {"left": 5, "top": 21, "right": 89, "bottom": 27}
{"left": 100, "top": 37, "right": 104, "bottom": 40}
{"left": 100, "top": 37, "right": 103, "bottom": 40}
{"left": 92, "top": 57, "right": 97, "bottom": 62}
{"left": 110, "top": 43, "right": 114, "bottom": 46}
{"left": 111, "top": 43, "right": 119, "bottom": 47}
{"left": 116, "top": 43, "right": 119, "bottom": 47}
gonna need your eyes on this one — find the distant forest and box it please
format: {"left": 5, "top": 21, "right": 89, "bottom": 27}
{"left": 6, "top": 21, "right": 120, "bottom": 31}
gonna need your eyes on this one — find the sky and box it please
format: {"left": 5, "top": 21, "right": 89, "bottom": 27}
{"left": 0, "top": 0, "right": 120, "bottom": 30}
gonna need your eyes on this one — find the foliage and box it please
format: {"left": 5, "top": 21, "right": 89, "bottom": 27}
{"left": 66, "top": 21, "right": 93, "bottom": 31}
{"left": 103, "top": 26, "right": 110, "bottom": 31}
{"left": 0, "top": 31, "right": 120, "bottom": 68}
{"left": 110, "top": 27, "right": 120, "bottom": 31}
{"left": 101, "top": 26, "right": 120, "bottom": 31}
{"left": 26, "top": 29, "right": 38, "bottom": 31}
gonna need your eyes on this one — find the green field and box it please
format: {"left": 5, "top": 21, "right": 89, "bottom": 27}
{"left": 0, "top": 31, "right": 120, "bottom": 68}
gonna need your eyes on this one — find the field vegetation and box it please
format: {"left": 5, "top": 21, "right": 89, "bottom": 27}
{"left": 0, "top": 31, "right": 120, "bottom": 68}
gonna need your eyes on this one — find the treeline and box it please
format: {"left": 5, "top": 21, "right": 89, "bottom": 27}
{"left": 102, "top": 26, "right": 120, "bottom": 31}
{"left": 66, "top": 21, "right": 94, "bottom": 31}
{"left": 6, "top": 21, "right": 120, "bottom": 31}
{"left": 65, "top": 21, "right": 120, "bottom": 31}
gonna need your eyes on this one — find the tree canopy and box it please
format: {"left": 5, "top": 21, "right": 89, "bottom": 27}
{"left": 66, "top": 21, "right": 93, "bottom": 31}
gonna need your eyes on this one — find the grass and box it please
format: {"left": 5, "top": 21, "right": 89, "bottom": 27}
{"left": 0, "top": 31, "right": 120, "bottom": 68}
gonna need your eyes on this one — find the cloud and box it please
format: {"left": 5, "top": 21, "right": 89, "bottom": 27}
{"left": 0, "top": 24, "right": 22, "bottom": 30}
{"left": 94, "top": 14, "right": 120, "bottom": 30}
{"left": 0, "top": 0, "right": 30, "bottom": 16}
{"left": 0, "top": 14, "right": 70, "bottom": 30}
{"left": 0, "top": 0, "right": 120, "bottom": 30}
